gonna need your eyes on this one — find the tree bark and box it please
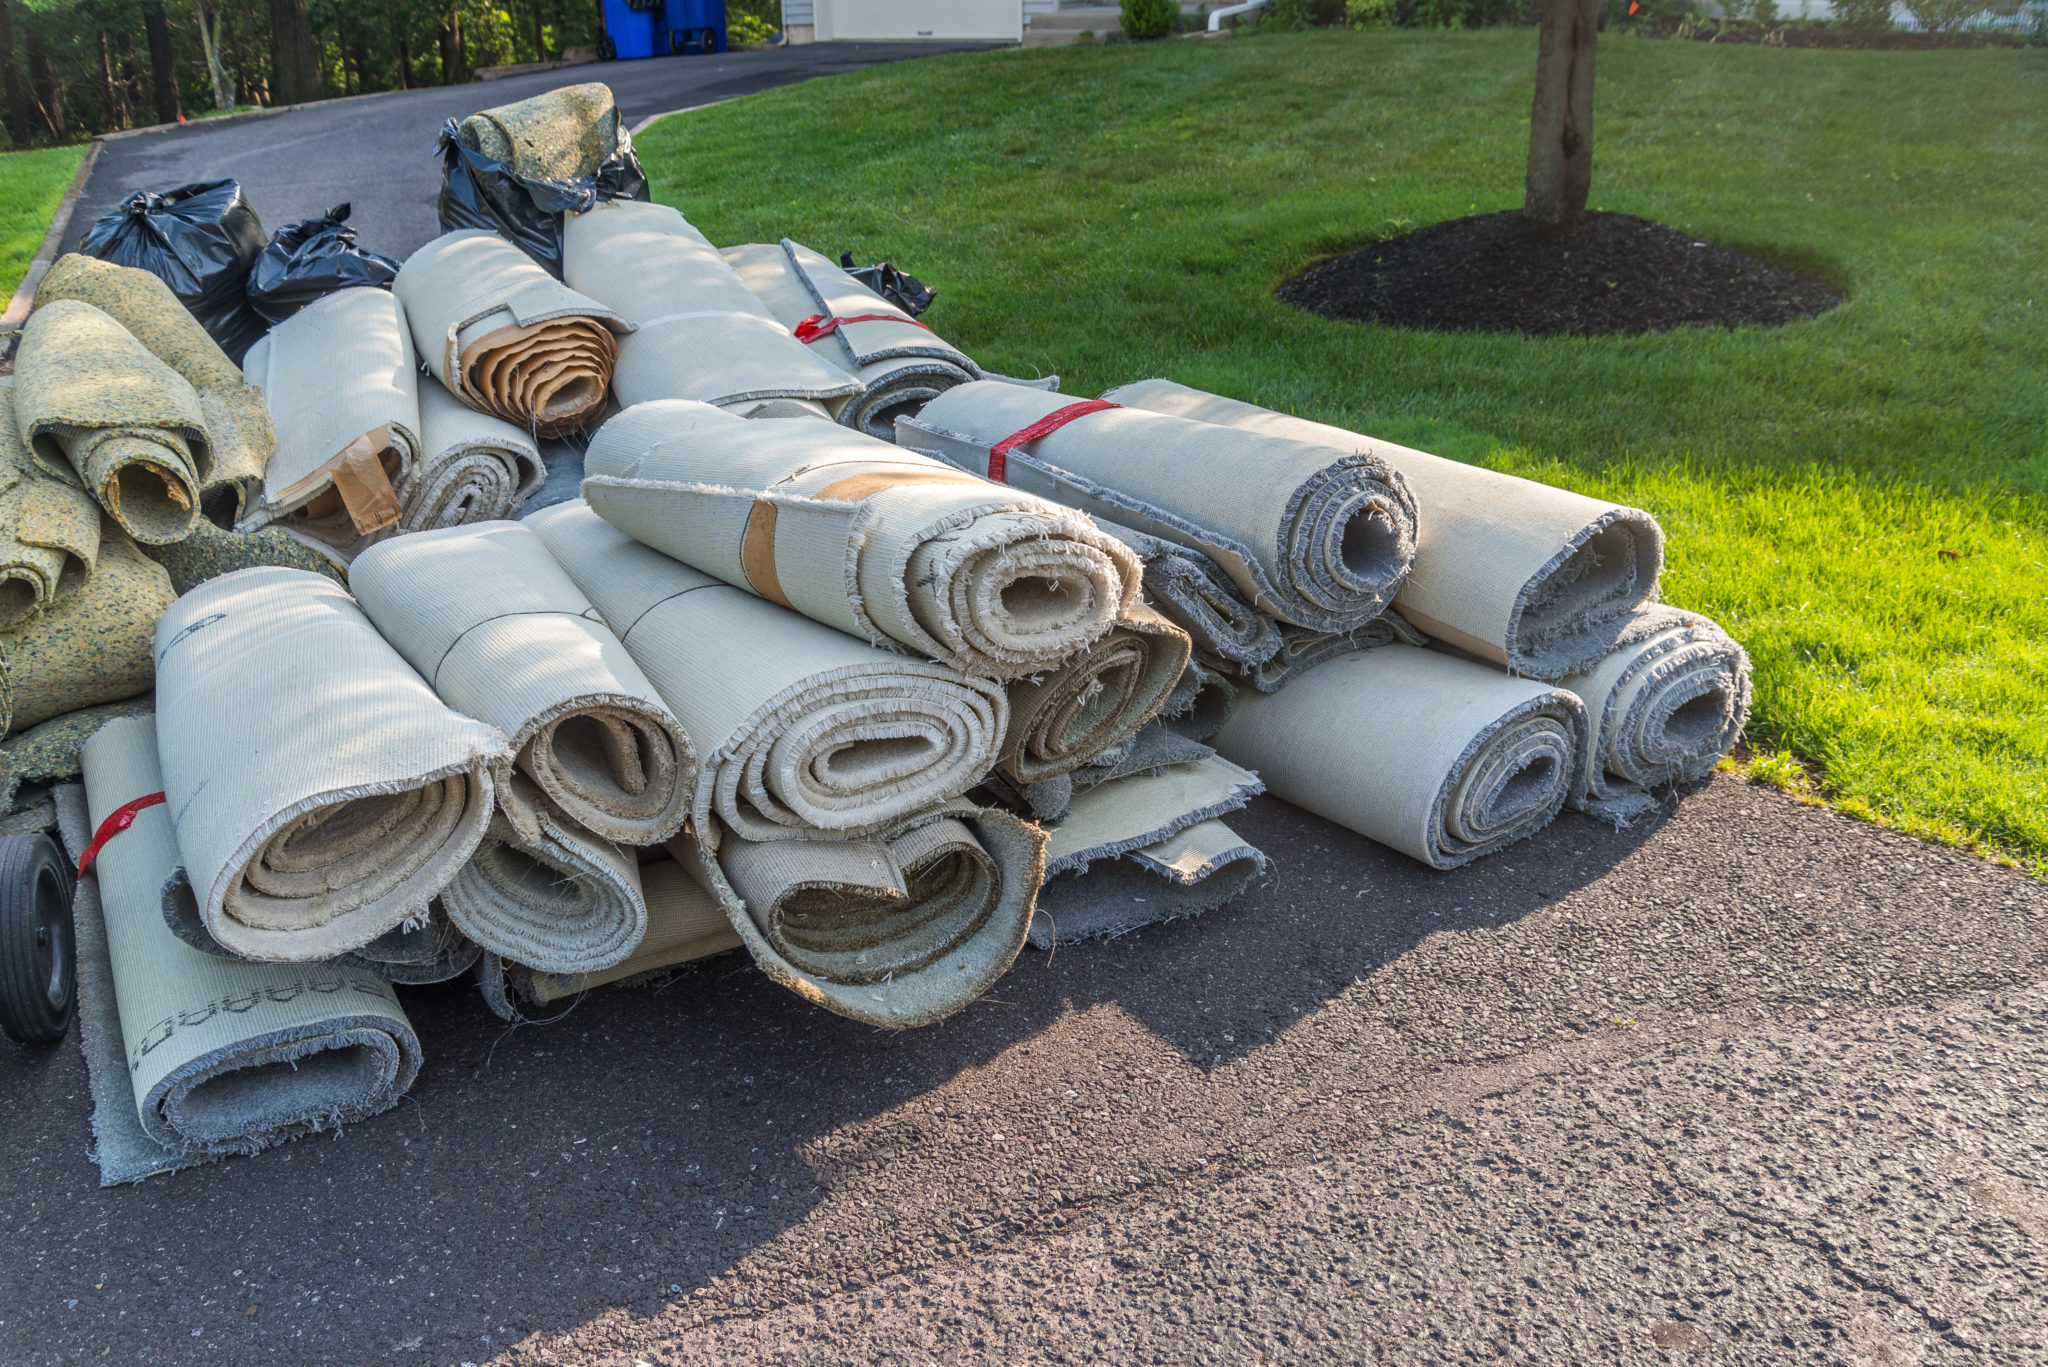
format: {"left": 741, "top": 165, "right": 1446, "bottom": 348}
{"left": 98, "top": 31, "right": 123, "bottom": 130}
{"left": 438, "top": 10, "right": 467, "bottom": 85}
{"left": 143, "top": 2, "right": 181, "bottom": 125}
{"left": 397, "top": 39, "right": 413, "bottom": 90}
{"left": 24, "top": 18, "right": 62, "bottom": 140}
{"left": 0, "top": 2, "right": 29, "bottom": 147}
{"left": 114, "top": 31, "right": 142, "bottom": 126}
{"left": 269, "top": 0, "right": 326, "bottom": 105}
{"left": 1524, "top": 0, "right": 1600, "bottom": 230}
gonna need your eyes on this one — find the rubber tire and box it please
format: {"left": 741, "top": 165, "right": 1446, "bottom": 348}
{"left": 0, "top": 833, "right": 77, "bottom": 1045}
{"left": 597, "top": 34, "right": 617, "bottom": 60}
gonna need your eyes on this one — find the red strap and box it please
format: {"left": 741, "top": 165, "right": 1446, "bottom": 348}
{"left": 76, "top": 792, "right": 165, "bottom": 879}
{"left": 793, "top": 313, "right": 931, "bottom": 344}
{"left": 986, "top": 400, "right": 1121, "bottom": 483}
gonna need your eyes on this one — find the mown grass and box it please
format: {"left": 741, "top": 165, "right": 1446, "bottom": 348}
{"left": 636, "top": 31, "right": 2048, "bottom": 865}
{"left": 0, "top": 144, "right": 88, "bottom": 304}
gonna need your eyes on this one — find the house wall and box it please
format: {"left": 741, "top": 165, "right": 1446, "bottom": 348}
{"left": 812, "top": 0, "right": 1023, "bottom": 40}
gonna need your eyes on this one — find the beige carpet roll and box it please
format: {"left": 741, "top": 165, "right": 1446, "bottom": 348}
{"left": 11, "top": 300, "right": 210, "bottom": 544}
{"left": 999, "top": 601, "right": 1191, "bottom": 784}
{"left": 1108, "top": 380, "right": 1666, "bottom": 679}
{"left": 582, "top": 399, "right": 1139, "bottom": 678}
{"left": 1561, "top": 607, "right": 1752, "bottom": 823}
{"left": 34, "top": 253, "right": 273, "bottom": 519}
{"left": 153, "top": 567, "right": 508, "bottom": 961}
{"left": 349, "top": 521, "right": 694, "bottom": 846}
{"left": 674, "top": 800, "right": 1043, "bottom": 1028}
{"left": 563, "top": 201, "right": 860, "bottom": 411}
{"left": 1215, "top": 644, "right": 1588, "bottom": 869}
{"left": 240, "top": 287, "right": 417, "bottom": 549}
{"left": 0, "top": 380, "right": 102, "bottom": 627}
{"left": 903, "top": 380, "right": 1417, "bottom": 634}
{"left": 526, "top": 500, "right": 1006, "bottom": 843}
{"left": 394, "top": 230, "right": 625, "bottom": 437}
{"left": 1092, "top": 516, "right": 1281, "bottom": 673}
{"left": 1, "top": 523, "right": 174, "bottom": 737}
{"left": 400, "top": 377, "right": 544, "bottom": 531}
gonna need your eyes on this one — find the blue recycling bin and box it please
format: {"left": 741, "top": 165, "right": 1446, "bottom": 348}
{"left": 662, "top": 0, "right": 728, "bottom": 54}
{"left": 600, "top": 0, "right": 725, "bottom": 58}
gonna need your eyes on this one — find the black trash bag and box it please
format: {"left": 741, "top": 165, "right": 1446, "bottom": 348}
{"left": 244, "top": 203, "right": 402, "bottom": 325}
{"left": 80, "top": 179, "right": 269, "bottom": 362}
{"left": 435, "top": 119, "right": 649, "bottom": 277}
{"left": 839, "top": 253, "right": 937, "bottom": 318}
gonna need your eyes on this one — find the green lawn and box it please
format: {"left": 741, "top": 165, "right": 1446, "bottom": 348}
{"left": 638, "top": 30, "right": 2048, "bottom": 866}
{"left": 0, "top": 145, "right": 88, "bottom": 304}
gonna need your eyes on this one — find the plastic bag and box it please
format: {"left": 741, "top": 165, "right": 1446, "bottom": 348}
{"left": 244, "top": 203, "right": 402, "bottom": 325}
{"left": 79, "top": 180, "right": 269, "bottom": 362}
{"left": 839, "top": 254, "right": 937, "bottom": 318}
{"left": 435, "top": 119, "right": 648, "bottom": 277}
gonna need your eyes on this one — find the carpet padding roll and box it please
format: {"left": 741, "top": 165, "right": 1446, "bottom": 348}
{"left": 526, "top": 500, "right": 1006, "bottom": 843}
{"left": 72, "top": 721, "right": 421, "bottom": 1181}
{"left": 998, "top": 601, "right": 1191, "bottom": 784}
{"left": 350, "top": 521, "right": 695, "bottom": 846}
{"left": 563, "top": 202, "right": 860, "bottom": 411}
{"left": 1107, "top": 380, "right": 1666, "bottom": 679}
{"left": 903, "top": 380, "right": 1417, "bottom": 634}
{"left": 240, "top": 287, "right": 418, "bottom": 548}
{"left": 581, "top": 399, "right": 1139, "bottom": 678}
{"left": 1560, "top": 606, "right": 1752, "bottom": 823}
{"left": 395, "top": 229, "right": 625, "bottom": 437}
{"left": 1, "top": 523, "right": 174, "bottom": 736}
{"left": 153, "top": 567, "right": 507, "bottom": 961}
{"left": 11, "top": 300, "right": 210, "bottom": 545}
{"left": 1215, "top": 645, "right": 1588, "bottom": 869}
{"left": 456, "top": 81, "right": 623, "bottom": 179}
{"left": 0, "top": 380, "right": 102, "bottom": 627}
{"left": 401, "top": 378, "right": 544, "bottom": 531}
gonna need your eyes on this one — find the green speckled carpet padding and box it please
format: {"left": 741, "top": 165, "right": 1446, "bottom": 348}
{"left": 0, "top": 698, "right": 151, "bottom": 835}
{"left": 0, "top": 380, "right": 103, "bottom": 627}
{"left": 456, "top": 81, "right": 623, "bottom": 180}
{"left": 137, "top": 516, "right": 348, "bottom": 596}
{"left": 0, "top": 522, "right": 174, "bottom": 736}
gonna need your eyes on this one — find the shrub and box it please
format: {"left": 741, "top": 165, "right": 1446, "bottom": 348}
{"left": 1121, "top": 0, "right": 1181, "bottom": 38}
{"left": 1900, "top": 0, "right": 1987, "bottom": 28}
{"left": 1832, "top": 0, "right": 1896, "bottom": 28}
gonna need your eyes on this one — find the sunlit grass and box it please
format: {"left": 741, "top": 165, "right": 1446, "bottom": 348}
{"left": 0, "top": 144, "right": 87, "bottom": 304}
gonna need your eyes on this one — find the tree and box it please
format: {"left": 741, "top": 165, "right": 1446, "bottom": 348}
{"left": 267, "top": 0, "right": 319, "bottom": 103}
{"left": 1524, "top": 0, "right": 1599, "bottom": 230}
{"left": 142, "top": 0, "right": 179, "bottom": 123}
{"left": 23, "top": 11, "right": 63, "bottom": 138}
{"left": 0, "top": 2, "right": 30, "bottom": 144}
{"left": 192, "top": 0, "right": 235, "bottom": 108}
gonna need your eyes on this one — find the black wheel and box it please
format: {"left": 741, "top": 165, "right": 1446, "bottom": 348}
{"left": 0, "top": 833, "right": 77, "bottom": 1045}
{"left": 703, "top": 28, "right": 719, "bottom": 52}
{"left": 597, "top": 33, "right": 617, "bottom": 60}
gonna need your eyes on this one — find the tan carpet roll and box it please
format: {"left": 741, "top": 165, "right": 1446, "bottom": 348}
{"left": 998, "top": 600, "right": 1191, "bottom": 784}
{"left": 400, "top": 378, "right": 544, "bottom": 531}
{"left": 0, "top": 523, "right": 174, "bottom": 737}
{"left": 394, "top": 230, "right": 625, "bottom": 438}
{"left": 0, "top": 380, "right": 102, "bottom": 628}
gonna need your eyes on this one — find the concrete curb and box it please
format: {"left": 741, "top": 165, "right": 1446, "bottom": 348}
{"left": 1, "top": 138, "right": 104, "bottom": 359}
{"left": 626, "top": 98, "right": 737, "bottom": 137}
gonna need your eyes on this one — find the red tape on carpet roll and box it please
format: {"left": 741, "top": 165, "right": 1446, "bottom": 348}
{"left": 793, "top": 313, "right": 932, "bottom": 344}
{"left": 986, "top": 400, "right": 1121, "bottom": 482}
{"left": 75, "top": 792, "right": 165, "bottom": 879}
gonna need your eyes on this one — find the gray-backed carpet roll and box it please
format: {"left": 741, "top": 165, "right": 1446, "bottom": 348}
{"left": 673, "top": 799, "right": 1044, "bottom": 1028}
{"left": 1106, "top": 380, "right": 1666, "bottom": 679}
{"left": 1214, "top": 644, "right": 1587, "bottom": 869}
{"left": 526, "top": 500, "right": 1005, "bottom": 844}
{"left": 11, "top": 300, "right": 211, "bottom": 545}
{"left": 401, "top": 377, "right": 545, "bottom": 531}
{"left": 0, "top": 380, "right": 103, "bottom": 628}
{"left": 1, "top": 522, "right": 175, "bottom": 737}
{"left": 1158, "top": 659, "right": 1239, "bottom": 743}
{"left": 1031, "top": 754, "right": 1266, "bottom": 947}
{"left": 563, "top": 201, "right": 860, "bottom": 412}
{"left": 1248, "top": 618, "right": 1415, "bottom": 694}
{"left": 1559, "top": 607, "right": 1752, "bottom": 824}
{"left": 441, "top": 774, "right": 647, "bottom": 975}
{"left": 582, "top": 399, "right": 1140, "bottom": 679}
{"left": 349, "top": 521, "right": 695, "bottom": 846}
{"left": 336, "top": 905, "right": 482, "bottom": 985}
{"left": 71, "top": 721, "right": 422, "bottom": 1183}
{"left": 395, "top": 230, "right": 626, "bottom": 437}
{"left": 153, "top": 567, "right": 508, "bottom": 961}
{"left": 901, "top": 380, "right": 1417, "bottom": 634}
{"left": 1091, "top": 516, "right": 1281, "bottom": 673}
{"left": 240, "top": 286, "right": 418, "bottom": 550}
{"left": 997, "top": 601, "right": 1191, "bottom": 784}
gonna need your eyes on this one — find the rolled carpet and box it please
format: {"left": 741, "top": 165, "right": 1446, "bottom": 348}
{"left": 400, "top": 377, "right": 545, "bottom": 532}
{"left": 1560, "top": 606, "right": 1752, "bottom": 824}
{"left": 526, "top": 500, "right": 1006, "bottom": 844}
{"left": 350, "top": 521, "right": 694, "bottom": 845}
{"left": 562, "top": 202, "right": 860, "bottom": 412}
{"left": 337, "top": 905, "right": 482, "bottom": 985}
{"left": 0, "top": 380, "right": 103, "bottom": 627}
{"left": 34, "top": 253, "right": 274, "bottom": 521}
{"left": 1106, "top": 380, "right": 1666, "bottom": 679}
{"left": 581, "top": 399, "right": 1139, "bottom": 678}
{"left": 240, "top": 287, "right": 418, "bottom": 549}
{"left": 1032, "top": 754, "right": 1266, "bottom": 947}
{"left": 137, "top": 515, "right": 348, "bottom": 596}
{"left": 1247, "top": 618, "right": 1416, "bottom": 695}
{"left": 0, "top": 523, "right": 175, "bottom": 737}
{"left": 997, "top": 600, "right": 1191, "bottom": 784}
{"left": 153, "top": 567, "right": 508, "bottom": 961}
{"left": 456, "top": 81, "right": 624, "bottom": 179}
{"left": 674, "top": 799, "right": 1044, "bottom": 1028}
{"left": 902, "top": 380, "right": 1417, "bottom": 634}
{"left": 394, "top": 230, "right": 625, "bottom": 438}
{"left": 11, "top": 300, "right": 210, "bottom": 544}
{"left": 1092, "top": 516, "right": 1280, "bottom": 673}
{"left": 70, "top": 720, "right": 421, "bottom": 1182}
{"left": 1214, "top": 644, "right": 1587, "bottom": 869}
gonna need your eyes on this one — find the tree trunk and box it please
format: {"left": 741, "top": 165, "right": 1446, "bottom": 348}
{"left": 533, "top": 3, "right": 548, "bottom": 62}
{"left": 24, "top": 19, "right": 62, "bottom": 140}
{"left": 114, "top": 30, "right": 142, "bottom": 126}
{"left": 1524, "top": 0, "right": 1599, "bottom": 231}
{"left": 97, "top": 31, "right": 120, "bottom": 130}
{"left": 269, "top": 0, "right": 326, "bottom": 105}
{"left": 438, "top": 10, "right": 467, "bottom": 85}
{"left": 143, "top": 2, "right": 181, "bottom": 125}
{"left": 196, "top": 3, "right": 238, "bottom": 111}
{"left": 0, "top": 2, "right": 29, "bottom": 147}
{"left": 397, "top": 39, "right": 413, "bottom": 90}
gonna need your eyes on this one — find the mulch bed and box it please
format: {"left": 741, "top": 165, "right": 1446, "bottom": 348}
{"left": 1276, "top": 210, "right": 1842, "bottom": 337}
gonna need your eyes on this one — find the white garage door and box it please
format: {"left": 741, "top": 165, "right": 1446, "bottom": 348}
{"left": 815, "top": 0, "right": 1022, "bottom": 40}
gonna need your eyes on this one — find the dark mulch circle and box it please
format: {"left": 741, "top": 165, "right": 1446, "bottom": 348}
{"left": 1276, "top": 210, "right": 1843, "bottom": 338}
